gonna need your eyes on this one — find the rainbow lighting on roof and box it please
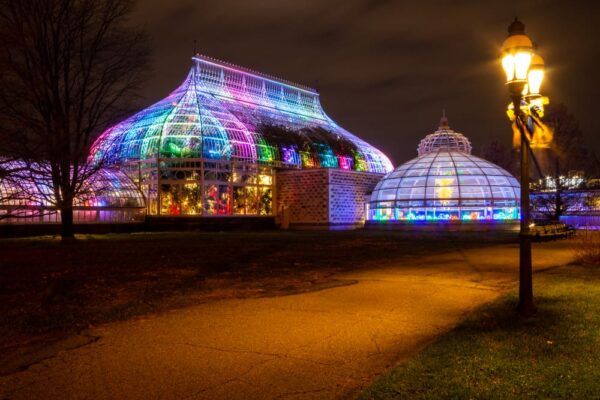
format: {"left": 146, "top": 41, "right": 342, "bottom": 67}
{"left": 90, "top": 54, "right": 393, "bottom": 173}
{"left": 368, "top": 114, "right": 521, "bottom": 224}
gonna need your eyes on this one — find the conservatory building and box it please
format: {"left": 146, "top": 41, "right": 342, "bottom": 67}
{"left": 86, "top": 54, "right": 393, "bottom": 227}
{"left": 1, "top": 55, "right": 392, "bottom": 229}
{"left": 366, "top": 115, "right": 521, "bottom": 230}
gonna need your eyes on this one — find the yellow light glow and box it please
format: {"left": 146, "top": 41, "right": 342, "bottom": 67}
{"left": 514, "top": 51, "right": 532, "bottom": 80}
{"left": 258, "top": 174, "right": 272, "bottom": 185}
{"left": 502, "top": 54, "right": 515, "bottom": 82}
{"left": 527, "top": 53, "right": 545, "bottom": 95}
{"left": 435, "top": 178, "right": 455, "bottom": 200}
{"left": 527, "top": 69, "right": 544, "bottom": 95}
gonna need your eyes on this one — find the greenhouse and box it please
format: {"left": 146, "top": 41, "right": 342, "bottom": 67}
{"left": 0, "top": 161, "right": 146, "bottom": 224}
{"left": 89, "top": 54, "right": 393, "bottom": 217}
{"left": 367, "top": 115, "right": 521, "bottom": 226}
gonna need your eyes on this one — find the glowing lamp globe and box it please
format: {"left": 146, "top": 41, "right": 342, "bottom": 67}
{"left": 501, "top": 19, "right": 533, "bottom": 94}
{"left": 527, "top": 54, "right": 545, "bottom": 96}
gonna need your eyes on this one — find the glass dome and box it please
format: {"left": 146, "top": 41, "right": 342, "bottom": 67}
{"left": 368, "top": 117, "right": 520, "bottom": 223}
{"left": 417, "top": 112, "right": 472, "bottom": 156}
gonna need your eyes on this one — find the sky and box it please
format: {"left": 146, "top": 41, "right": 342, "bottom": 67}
{"left": 129, "top": 0, "right": 600, "bottom": 166}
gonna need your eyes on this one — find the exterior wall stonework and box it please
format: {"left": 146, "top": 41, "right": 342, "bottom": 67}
{"left": 276, "top": 169, "right": 383, "bottom": 228}
{"left": 276, "top": 169, "right": 329, "bottom": 225}
{"left": 328, "top": 170, "right": 382, "bottom": 225}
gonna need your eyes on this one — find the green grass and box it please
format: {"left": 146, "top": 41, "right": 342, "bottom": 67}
{"left": 360, "top": 265, "right": 600, "bottom": 399}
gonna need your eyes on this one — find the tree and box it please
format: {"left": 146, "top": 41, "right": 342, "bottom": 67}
{"left": 530, "top": 162, "right": 585, "bottom": 222}
{"left": 543, "top": 104, "right": 600, "bottom": 176}
{"left": 529, "top": 104, "right": 600, "bottom": 222}
{"left": 0, "top": 0, "right": 149, "bottom": 238}
{"left": 480, "top": 140, "right": 513, "bottom": 172}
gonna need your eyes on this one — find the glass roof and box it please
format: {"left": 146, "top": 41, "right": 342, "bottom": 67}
{"left": 417, "top": 113, "right": 472, "bottom": 156}
{"left": 368, "top": 150, "right": 520, "bottom": 222}
{"left": 89, "top": 55, "right": 393, "bottom": 174}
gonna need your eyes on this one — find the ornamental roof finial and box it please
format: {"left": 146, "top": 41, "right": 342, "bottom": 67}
{"left": 439, "top": 109, "right": 449, "bottom": 129}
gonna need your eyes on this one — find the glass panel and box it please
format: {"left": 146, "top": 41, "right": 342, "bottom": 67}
{"left": 427, "top": 176, "right": 458, "bottom": 187}
{"left": 378, "top": 189, "right": 397, "bottom": 201}
{"left": 487, "top": 176, "right": 510, "bottom": 186}
{"left": 258, "top": 187, "right": 272, "bottom": 215}
{"left": 396, "top": 187, "right": 425, "bottom": 200}
{"left": 429, "top": 167, "right": 456, "bottom": 176}
{"left": 403, "top": 168, "right": 430, "bottom": 177}
{"left": 412, "top": 162, "right": 432, "bottom": 169}
{"left": 456, "top": 167, "right": 483, "bottom": 175}
{"left": 461, "top": 199, "right": 492, "bottom": 206}
{"left": 480, "top": 167, "right": 502, "bottom": 175}
{"left": 381, "top": 178, "right": 401, "bottom": 189}
{"left": 388, "top": 170, "right": 406, "bottom": 179}
{"left": 460, "top": 186, "right": 492, "bottom": 198}
{"left": 160, "top": 184, "right": 182, "bottom": 215}
{"left": 233, "top": 187, "right": 246, "bottom": 215}
{"left": 399, "top": 177, "right": 427, "bottom": 187}
{"left": 181, "top": 182, "right": 202, "bottom": 215}
{"left": 426, "top": 185, "right": 459, "bottom": 201}
{"left": 427, "top": 200, "right": 459, "bottom": 207}
{"left": 453, "top": 161, "right": 477, "bottom": 167}
{"left": 491, "top": 186, "right": 516, "bottom": 199}
{"left": 458, "top": 175, "right": 489, "bottom": 186}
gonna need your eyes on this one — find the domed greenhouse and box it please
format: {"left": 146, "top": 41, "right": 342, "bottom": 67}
{"left": 367, "top": 115, "right": 520, "bottom": 229}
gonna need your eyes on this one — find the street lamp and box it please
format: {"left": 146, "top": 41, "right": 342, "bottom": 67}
{"left": 501, "top": 18, "right": 545, "bottom": 316}
{"left": 527, "top": 54, "right": 545, "bottom": 97}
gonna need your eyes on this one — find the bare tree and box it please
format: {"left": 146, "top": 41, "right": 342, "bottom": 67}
{"left": 0, "top": 0, "right": 149, "bottom": 237}
{"left": 480, "top": 140, "right": 513, "bottom": 172}
{"left": 543, "top": 104, "right": 600, "bottom": 176}
{"left": 531, "top": 187, "right": 585, "bottom": 222}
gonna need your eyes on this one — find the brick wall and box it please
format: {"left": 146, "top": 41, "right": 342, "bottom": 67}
{"left": 276, "top": 169, "right": 383, "bottom": 228}
{"left": 328, "top": 170, "right": 382, "bottom": 226}
{"left": 276, "top": 169, "right": 329, "bottom": 225}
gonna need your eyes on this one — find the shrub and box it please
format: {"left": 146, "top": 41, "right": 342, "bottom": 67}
{"left": 571, "top": 229, "right": 600, "bottom": 265}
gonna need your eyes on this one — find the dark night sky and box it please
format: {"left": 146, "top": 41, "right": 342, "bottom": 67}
{"left": 130, "top": 0, "right": 600, "bottom": 166}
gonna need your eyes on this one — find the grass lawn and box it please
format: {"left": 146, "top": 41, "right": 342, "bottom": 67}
{"left": 0, "top": 230, "right": 514, "bottom": 355}
{"left": 360, "top": 264, "right": 600, "bottom": 399}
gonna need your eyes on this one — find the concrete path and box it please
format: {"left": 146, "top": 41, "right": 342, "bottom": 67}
{"left": 0, "top": 241, "right": 575, "bottom": 399}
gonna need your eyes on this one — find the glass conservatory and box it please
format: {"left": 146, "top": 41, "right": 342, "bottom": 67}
{"left": 88, "top": 54, "right": 392, "bottom": 217}
{"left": 368, "top": 115, "right": 520, "bottom": 224}
{"left": 0, "top": 161, "right": 145, "bottom": 224}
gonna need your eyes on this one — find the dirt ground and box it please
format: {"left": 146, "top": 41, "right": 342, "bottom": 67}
{"left": 0, "top": 234, "right": 575, "bottom": 399}
{"left": 0, "top": 230, "right": 516, "bottom": 354}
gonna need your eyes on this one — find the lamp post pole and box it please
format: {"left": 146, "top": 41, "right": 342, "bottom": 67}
{"left": 512, "top": 93, "right": 535, "bottom": 316}
{"left": 501, "top": 18, "right": 543, "bottom": 317}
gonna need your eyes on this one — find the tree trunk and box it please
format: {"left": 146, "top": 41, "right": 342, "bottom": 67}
{"left": 60, "top": 204, "right": 75, "bottom": 239}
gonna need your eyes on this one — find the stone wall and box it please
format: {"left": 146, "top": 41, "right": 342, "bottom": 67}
{"left": 276, "top": 169, "right": 383, "bottom": 229}
{"left": 328, "top": 169, "right": 382, "bottom": 226}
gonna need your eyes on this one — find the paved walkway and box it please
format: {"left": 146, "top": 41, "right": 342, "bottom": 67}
{"left": 0, "top": 241, "right": 575, "bottom": 399}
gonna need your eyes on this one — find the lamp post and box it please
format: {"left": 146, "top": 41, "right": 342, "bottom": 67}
{"left": 501, "top": 18, "right": 545, "bottom": 316}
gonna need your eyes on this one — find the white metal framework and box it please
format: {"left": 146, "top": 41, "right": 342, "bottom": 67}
{"left": 369, "top": 117, "right": 520, "bottom": 223}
